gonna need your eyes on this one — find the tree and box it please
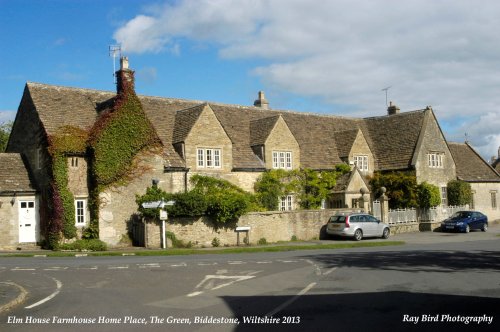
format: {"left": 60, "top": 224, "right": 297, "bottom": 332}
{"left": 0, "top": 121, "right": 13, "bottom": 152}
{"left": 447, "top": 180, "right": 472, "bottom": 206}
{"left": 369, "top": 171, "right": 418, "bottom": 209}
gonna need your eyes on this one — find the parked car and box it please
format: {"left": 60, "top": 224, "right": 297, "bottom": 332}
{"left": 325, "top": 212, "right": 390, "bottom": 241}
{"left": 440, "top": 211, "right": 488, "bottom": 233}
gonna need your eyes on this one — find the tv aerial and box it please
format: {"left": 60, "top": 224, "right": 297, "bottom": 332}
{"left": 381, "top": 86, "right": 391, "bottom": 106}
{"left": 109, "top": 44, "right": 122, "bottom": 84}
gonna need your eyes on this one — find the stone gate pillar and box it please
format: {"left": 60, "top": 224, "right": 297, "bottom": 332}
{"left": 379, "top": 187, "right": 390, "bottom": 223}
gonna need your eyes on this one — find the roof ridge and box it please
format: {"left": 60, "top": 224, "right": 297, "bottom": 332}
{"left": 27, "top": 82, "right": 115, "bottom": 95}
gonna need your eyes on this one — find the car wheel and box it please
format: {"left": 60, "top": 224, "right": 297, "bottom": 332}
{"left": 481, "top": 223, "right": 488, "bottom": 232}
{"left": 382, "top": 228, "right": 390, "bottom": 239}
{"left": 465, "top": 225, "right": 470, "bottom": 233}
{"left": 354, "top": 229, "right": 363, "bottom": 241}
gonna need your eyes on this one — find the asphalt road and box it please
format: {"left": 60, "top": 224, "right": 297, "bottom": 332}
{"left": 0, "top": 229, "right": 499, "bottom": 332}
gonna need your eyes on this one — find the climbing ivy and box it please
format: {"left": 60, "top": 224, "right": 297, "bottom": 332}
{"left": 46, "top": 126, "right": 89, "bottom": 247}
{"left": 254, "top": 166, "right": 348, "bottom": 211}
{"left": 44, "top": 70, "right": 161, "bottom": 249}
{"left": 89, "top": 70, "right": 160, "bottom": 187}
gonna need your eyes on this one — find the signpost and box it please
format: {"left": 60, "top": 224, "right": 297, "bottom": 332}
{"left": 141, "top": 199, "right": 175, "bottom": 249}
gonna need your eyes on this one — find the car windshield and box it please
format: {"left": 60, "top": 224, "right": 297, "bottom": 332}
{"left": 451, "top": 211, "right": 472, "bottom": 219}
{"left": 329, "top": 215, "right": 346, "bottom": 223}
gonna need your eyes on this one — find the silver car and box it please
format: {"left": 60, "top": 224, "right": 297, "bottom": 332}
{"left": 326, "top": 212, "right": 390, "bottom": 241}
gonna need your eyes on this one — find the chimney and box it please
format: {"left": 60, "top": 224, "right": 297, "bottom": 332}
{"left": 116, "top": 56, "right": 135, "bottom": 94}
{"left": 254, "top": 91, "right": 270, "bottom": 109}
{"left": 387, "top": 101, "right": 400, "bottom": 115}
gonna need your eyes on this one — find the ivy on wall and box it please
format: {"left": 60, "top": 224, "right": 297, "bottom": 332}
{"left": 254, "top": 165, "right": 349, "bottom": 211}
{"left": 46, "top": 126, "right": 88, "bottom": 248}
{"left": 44, "top": 70, "right": 161, "bottom": 249}
{"left": 89, "top": 70, "right": 160, "bottom": 187}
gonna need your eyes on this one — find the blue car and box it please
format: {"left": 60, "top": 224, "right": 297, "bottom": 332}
{"left": 441, "top": 211, "right": 488, "bottom": 233}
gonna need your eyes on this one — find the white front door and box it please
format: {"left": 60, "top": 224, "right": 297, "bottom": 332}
{"left": 19, "top": 200, "right": 38, "bottom": 243}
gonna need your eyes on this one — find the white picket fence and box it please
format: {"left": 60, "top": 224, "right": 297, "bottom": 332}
{"left": 385, "top": 205, "right": 469, "bottom": 225}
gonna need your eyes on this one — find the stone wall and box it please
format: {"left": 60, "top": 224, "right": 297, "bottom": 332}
{"left": 0, "top": 196, "right": 19, "bottom": 249}
{"left": 415, "top": 111, "right": 456, "bottom": 187}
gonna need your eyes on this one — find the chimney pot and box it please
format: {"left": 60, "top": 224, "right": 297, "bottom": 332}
{"left": 120, "top": 56, "right": 129, "bottom": 70}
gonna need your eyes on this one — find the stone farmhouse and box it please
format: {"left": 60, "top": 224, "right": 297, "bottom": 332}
{"left": 1, "top": 57, "right": 499, "bottom": 248}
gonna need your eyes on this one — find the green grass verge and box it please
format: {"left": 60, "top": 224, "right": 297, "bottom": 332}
{"left": 0, "top": 241, "right": 405, "bottom": 258}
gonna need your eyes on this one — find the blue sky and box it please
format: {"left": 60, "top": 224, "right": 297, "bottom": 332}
{"left": 1, "top": 0, "right": 500, "bottom": 161}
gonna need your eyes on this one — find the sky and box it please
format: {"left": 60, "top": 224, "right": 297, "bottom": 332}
{"left": 1, "top": 0, "right": 499, "bottom": 161}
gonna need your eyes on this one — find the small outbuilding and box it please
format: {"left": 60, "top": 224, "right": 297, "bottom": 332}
{"left": 0, "top": 153, "right": 39, "bottom": 249}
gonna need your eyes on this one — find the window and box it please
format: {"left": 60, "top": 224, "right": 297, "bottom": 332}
{"left": 197, "top": 148, "right": 221, "bottom": 169}
{"left": 280, "top": 195, "right": 293, "bottom": 211}
{"left": 441, "top": 187, "right": 448, "bottom": 206}
{"left": 492, "top": 191, "right": 498, "bottom": 209}
{"left": 75, "top": 199, "right": 87, "bottom": 226}
{"left": 428, "top": 153, "right": 444, "bottom": 168}
{"left": 353, "top": 155, "right": 368, "bottom": 171}
{"left": 272, "top": 151, "right": 292, "bottom": 169}
{"left": 471, "top": 191, "right": 476, "bottom": 209}
{"left": 36, "top": 148, "right": 43, "bottom": 169}
{"left": 70, "top": 157, "right": 79, "bottom": 168}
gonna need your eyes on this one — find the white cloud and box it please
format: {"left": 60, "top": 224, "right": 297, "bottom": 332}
{"left": 114, "top": 0, "right": 500, "bottom": 158}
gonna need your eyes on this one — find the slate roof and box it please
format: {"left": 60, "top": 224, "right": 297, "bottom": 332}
{"left": 0, "top": 153, "right": 37, "bottom": 193}
{"left": 22, "top": 82, "right": 431, "bottom": 171}
{"left": 448, "top": 142, "right": 500, "bottom": 182}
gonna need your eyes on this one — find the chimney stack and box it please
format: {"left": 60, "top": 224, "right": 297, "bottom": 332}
{"left": 387, "top": 101, "right": 400, "bottom": 115}
{"left": 254, "top": 91, "right": 270, "bottom": 109}
{"left": 116, "top": 56, "right": 134, "bottom": 94}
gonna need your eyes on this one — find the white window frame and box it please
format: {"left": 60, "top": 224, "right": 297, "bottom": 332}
{"left": 353, "top": 155, "right": 368, "bottom": 171}
{"left": 279, "top": 195, "right": 293, "bottom": 211}
{"left": 428, "top": 152, "right": 444, "bottom": 168}
{"left": 272, "top": 151, "right": 292, "bottom": 170}
{"left": 196, "top": 148, "right": 222, "bottom": 169}
{"left": 75, "top": 199, "right": 87, "bottom": 226}
{"left": 441, "top": 187, "right": 448, "bottom": 206}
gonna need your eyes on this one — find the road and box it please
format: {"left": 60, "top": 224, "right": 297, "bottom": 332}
{"left": 0, "top": 235, "right": 499, "bottom": 331}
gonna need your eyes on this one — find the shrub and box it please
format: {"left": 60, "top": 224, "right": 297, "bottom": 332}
{"left": 417, "top": 182, "right": 441, "bottom": 208}
{"left": 447, "top": 180, "right": 472, "bottom": 206}
{"left": 370, "top": 171, "right": 418, "bottom": 209}
{"left": 291, "top": 235, "right": 298, "bottom": 242}
{"left": 211, "top": 237, "right": 220, "bottom": 247}
{"left": 257, "top": 238, "right": 268, "bottom": 245}
{"left": 58, "top": 239, "right": 107, "bottom": 251}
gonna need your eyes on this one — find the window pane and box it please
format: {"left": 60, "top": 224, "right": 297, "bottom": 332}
{"left": 214, "top": 149, "right": 220, "bottom": 167}
{"left": 197, "top": 149, "right": 204, "bottom": 167}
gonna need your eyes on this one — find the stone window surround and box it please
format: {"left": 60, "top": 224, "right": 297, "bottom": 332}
{"left": 491, "top": 191, "right": 498, "bottom": 209}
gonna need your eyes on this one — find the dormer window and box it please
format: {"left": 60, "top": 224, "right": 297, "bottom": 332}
{"left": 272, "top": 151, "right": 292, "bottom": 169}
{"left": 353, "top": 155, "right": 368, "bottom": 171}
{"left": 197, "top": 148, "right": 221, "bottom": 169}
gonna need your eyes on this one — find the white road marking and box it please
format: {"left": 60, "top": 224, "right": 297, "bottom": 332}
{"left": 266, "top": 282, "right": 317, "bottom": 316}
{"left": 197, "top": 262, "right": 218, "bottom": 266}
{"left": 170, "top": 263, "right": 187, "bottom": 267}
{"left": 43, "top": 267, "right": 68, "bottom": 271}
{"left": 25, "top": 278, "right": 62, "bottom": 309}
{"left": 255, "top": 261, "right": 272, "bottom": 264}
{"left": 108, "top": 266, "right": 129, "bottom": 270}
{"left": 306, "top": 260, "right": 322, "bottom": 276}
{"left": 11, "top": 268, "right": 36, "bottom": 271}
{"left": 278, "top": 260, "right": 299, "bottom": 263}
{"left": 77, "top": 266, "right": 98, "bottom": 270}
{"left": 228, "top": 261, "right": 245, "bottom": 265}
{"left": 187, "top": 274, "right": 256, "bottom": 297}
{"left": 138, "top": 263, "right": 160, "bottom": 268}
